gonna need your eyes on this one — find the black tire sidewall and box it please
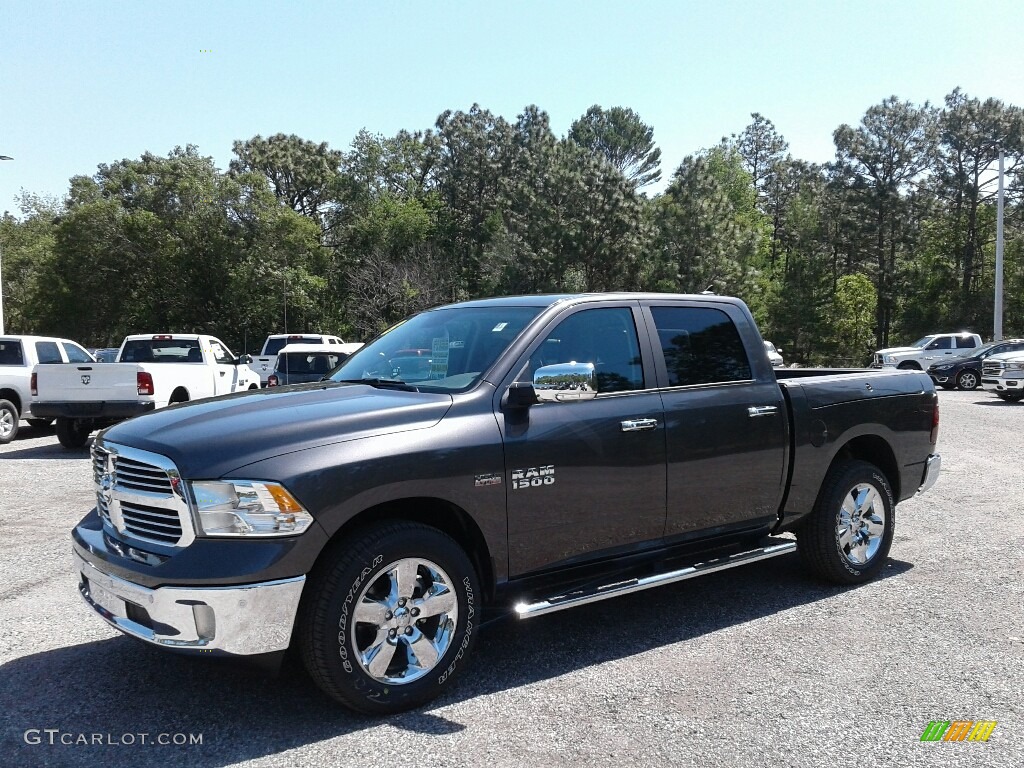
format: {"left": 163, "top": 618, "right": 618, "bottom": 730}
{"left": 302, "top": 523, "right": 479, "bottom": 714}
{"left": 801, "top": 460, "right": 895, "bottom": 584}
{"left": 55, "top": 418, "right": 89, "bottom": 448}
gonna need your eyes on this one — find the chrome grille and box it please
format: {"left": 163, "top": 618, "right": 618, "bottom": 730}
{"left": 983, "top": 361, "right": 1004, "bottom": 376}
{"left": 90, "top": 441, "right": 194, "bottom": 548}
{"left": 120, "top": 501, "right": 183, "bottom": 543}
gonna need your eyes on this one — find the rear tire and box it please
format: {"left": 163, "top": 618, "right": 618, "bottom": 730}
{"left": 56, "top": 418, "right": 91, "bottom": 449}
{"left": 0, "top": 399, "right": 19, "bottom": 444}
{"left": 298, "top": 521, "right": 479, "bottom": 715}
{"left": 798, "top": 460, "right": 895, "bottom": 584}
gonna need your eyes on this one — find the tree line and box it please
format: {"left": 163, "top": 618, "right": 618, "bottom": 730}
{"left": 1, "top": 89, "right": 1022, "bottom": 365}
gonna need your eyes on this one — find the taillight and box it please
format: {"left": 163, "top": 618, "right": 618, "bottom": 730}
{"left": 930, "top": 400, "right": 940, "bottom": 444}
{"left": 267, "top": 375, "right": 278, "bottom": 387}
{"left": 138, "top": 371, "right": 155, "bottom": 396}
{"left": 31, "top": 372, "right": 37, "bottom": 396}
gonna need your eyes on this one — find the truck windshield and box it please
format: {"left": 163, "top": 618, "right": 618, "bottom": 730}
{"left": 910, "top": 336, "right": 937, "bottom": 348}
{"left": 329, "top": 306, "right": 541, "bottom": 392}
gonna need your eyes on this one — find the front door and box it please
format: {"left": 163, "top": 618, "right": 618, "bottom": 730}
{"left": 499, "top": 304, "right": 667, "bottom": 577}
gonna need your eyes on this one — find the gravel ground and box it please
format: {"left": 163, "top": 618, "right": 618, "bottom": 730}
{"left": 0, "top": 390, "right": 1021, "bottom": 768}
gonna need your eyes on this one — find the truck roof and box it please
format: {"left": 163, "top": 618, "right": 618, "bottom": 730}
{"left": 439, "top": 292, "right": 744, "bottom": 310}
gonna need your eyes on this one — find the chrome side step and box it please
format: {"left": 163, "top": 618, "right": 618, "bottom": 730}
{"left": 514, "top": 540, "right": 797, "bottom": 619}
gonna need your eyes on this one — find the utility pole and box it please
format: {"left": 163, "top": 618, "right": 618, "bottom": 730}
{"left": 0, "top": 155, "right": 11, "bottom": 336}
{"left": 994, "top": 149, "right": 1005, "bottom": 342}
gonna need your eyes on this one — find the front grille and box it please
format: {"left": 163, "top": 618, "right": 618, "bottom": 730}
{"left": 983, "top": 361, "right": 1005, "bottom": 376}
{"left": 120, "top": 501, "right": 183, "bottom": 543}
{"left": 91, "top": 442, "right": 194, "bottom": 548}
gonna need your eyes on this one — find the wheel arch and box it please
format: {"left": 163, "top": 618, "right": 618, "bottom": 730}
{"left": 313, "top": 497, "right": 496, "bottom": 603}
{"left": 169, "top": 386, "right": 190, "bottom": 403}
{"left": 829, "top": 435, "right": 900, "bottom": 501}
{"left": 0, "top": 388, "right": 22, "bottom": 415}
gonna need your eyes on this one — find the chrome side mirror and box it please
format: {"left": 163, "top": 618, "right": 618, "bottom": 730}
{"left": 533, "top": 362, "right": 597, "bottom": 402}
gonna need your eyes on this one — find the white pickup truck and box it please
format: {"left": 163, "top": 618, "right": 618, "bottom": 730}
{"left": 31, "top": 333, "right": 260, "bottom": 448}
{"left": 251, "top": 333, "right": 345, "bottom": 385}
{"left": 871, "top": 332, "right": 982, "bottom": 369}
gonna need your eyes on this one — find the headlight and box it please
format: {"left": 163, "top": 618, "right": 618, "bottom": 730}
{"left": 1007, "top": 362, "right": 1024, "bottom": 371}
{"left": 190, "top": 480, "right": 314, "bottom": 537}
{"left": 883, "top": 355, "right": 896, "bottom": 364}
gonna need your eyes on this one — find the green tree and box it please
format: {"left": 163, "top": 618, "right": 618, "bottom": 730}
{"left": 568, "top": 105, "right": 662, "bottom": 190}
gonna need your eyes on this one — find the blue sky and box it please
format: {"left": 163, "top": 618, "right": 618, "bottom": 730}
{"left": 2, "top": 0, "right": 1022, "bottom": 215}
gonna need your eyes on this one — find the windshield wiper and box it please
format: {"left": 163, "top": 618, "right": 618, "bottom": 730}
{"left": 334, "top": 378, "right": 420, "bottom": 392}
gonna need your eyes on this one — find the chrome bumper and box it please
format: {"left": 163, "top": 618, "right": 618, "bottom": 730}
{"left": 74, "top": 552, "right": 305, "bottom": 655}
{"left": 917, "top": 454, "right": 941, "bottom": 495}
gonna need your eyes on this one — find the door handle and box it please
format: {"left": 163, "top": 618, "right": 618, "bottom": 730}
{"left": 621, "top": 418, "right": 658, "bottom": 432}
{"left": 747, "top": 405, "right": 778, "bottom": 418}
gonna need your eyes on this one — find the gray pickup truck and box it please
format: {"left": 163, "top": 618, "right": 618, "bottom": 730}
{"left": 72, "top": 293, "right": 941, "bottom": 714}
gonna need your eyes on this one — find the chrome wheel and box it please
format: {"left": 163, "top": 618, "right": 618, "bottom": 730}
{"left": 956, "top": 370, "right": 979, "bottom": 390}
{"left": 837, "top": 483, "right": 886, "bottom": 566}
{"left": 350, "top": 557, "right": 459, "bottom": 685}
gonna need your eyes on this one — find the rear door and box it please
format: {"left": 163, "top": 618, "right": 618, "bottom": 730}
{"left": 498, "top": 302, "right": 667, "bottom": 576}
{"left": 642, "top": 300, "right": 787, "bottom": 540}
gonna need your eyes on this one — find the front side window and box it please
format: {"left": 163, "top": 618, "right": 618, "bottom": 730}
{"left": 210, "top": 340, "right": 235, "bottom": 365}
{"left": 927, "top": 338, "right": 952, "bottom": 350}
{"left": 35, "top": 341, "right": 62, "bottom": 364}
{"left": 651, "top": 306, "right": 752, "bottom": 386}
{"left": 523, "top": 307, "right": 644, "bottom": 393}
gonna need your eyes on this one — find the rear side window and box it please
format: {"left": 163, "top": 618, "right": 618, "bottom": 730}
{"left": 650, "top": 306, "right": 752, "bottom": 386}
{"left": 121, "top": 339, "right": 200, "bottom": 363}
{"left": 0, "top": 340, "right": 25, "bottom": 366}
{"left": 956, "top": 337, "right": 978, "bottom": 349}
{"left": 62, "top": 342, "right": 93, "bottom": 363}
{"left": 265, "top": 336, "right": 322, "bottom": 355}
{"left": 35, "top": 341, "right": 62, "bottom": 363}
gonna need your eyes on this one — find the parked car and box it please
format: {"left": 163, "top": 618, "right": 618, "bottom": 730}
{"left": 267, "top": 342, "right": 363, "bottom": 386}
{"left": 927, "top": 338, "right": 1024, "bottom": 390}
{"left": 872, "top": 332, "right": 982, "bottom": 370}
{"left": 31, "top": 333, "right": 259, "bottom": 448}
{"left": 763, "top": 340, "right": 784, "bottom": 367}
{"left": 981, "top": 350, "right": 1024, "bottom": 402}
{"left": 72, "top": 292, "right": 940, "bottom": 715}
{"left": 88, "top": 348, "right": 120, "bottom": 363}
{"left": 0, "top": 335, "right": 95, "bottom": 443}
{"left": 251, "top": 333, "right": 346, "bottom": 386}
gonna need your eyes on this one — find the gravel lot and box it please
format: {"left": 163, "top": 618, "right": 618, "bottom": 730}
{"left": 0, "top": 390, "right": 1021, "bottom": 768}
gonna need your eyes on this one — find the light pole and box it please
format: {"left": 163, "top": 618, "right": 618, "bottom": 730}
{"left": 994, "top": 149, "right": 1005, "bottom": 342}
{"left": 0, "top": 155, "right": 10, "bottom": 335}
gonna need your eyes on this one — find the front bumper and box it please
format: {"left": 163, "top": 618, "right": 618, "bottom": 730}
{"left": 74, "top": 550, "right": 305, "bottom": 655}
{"left": 917, "top": 454, "right": 941, "bottom": 495}
{"left": 981, "top": 377, "right": 1024, "bottom": 392}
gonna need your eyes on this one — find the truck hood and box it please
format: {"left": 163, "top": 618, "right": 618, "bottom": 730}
{"left": 98, "top": 383, "right": 454, "bottom": 478}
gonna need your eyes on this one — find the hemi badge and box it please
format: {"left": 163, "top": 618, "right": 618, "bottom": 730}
{"left": 474, "top": 473, "right": 502, "bottom": 488}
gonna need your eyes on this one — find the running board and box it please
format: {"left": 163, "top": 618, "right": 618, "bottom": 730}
{"left": 514, "top": 540, "right": 797, "bottom": 619}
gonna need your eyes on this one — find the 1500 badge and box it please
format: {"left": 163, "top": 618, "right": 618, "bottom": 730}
{"left": 511, "top": 465, "right": 555, "bottom": 489}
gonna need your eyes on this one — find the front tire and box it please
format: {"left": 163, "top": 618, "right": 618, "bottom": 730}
{"left": 0, "top": 399, "right": 19, "bottom": 444}
{"left": 55, "top": 418, "right": 91, "bottom": 449}
{"left": 298, "top": 521, "right": 479, "bottom": 715}
{"left": 955, "top": 370, "right": 979, "bottom": 390}
{"left": 996, "top": 392, "right": 1023, "bottom": 402}
{"left": 897, "top": 361, "right": 920, "bottom": 370}
{"left": 798, "top": 460, "right": 895, "bottom": 584}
